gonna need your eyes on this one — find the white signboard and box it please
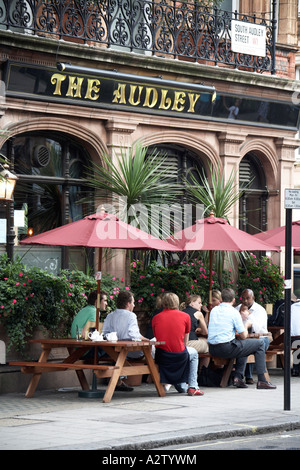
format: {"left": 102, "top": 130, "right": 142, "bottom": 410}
{"left": 0, "top": 219, "right": 6, "bottom": 243}
{"left": 285, "top": 189, "right": 300, "bottom": 209}
{"left": 14, "top": 210, "right": 25, "bottom": 227}
{"left": 231, "top": 20, "right": 266, "bottom": 57}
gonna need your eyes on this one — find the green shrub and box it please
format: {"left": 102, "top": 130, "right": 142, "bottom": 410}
{"left": 130, "top": 259, "right": 228, "bottom": 312}
{"left": 0, "top": 254, "right": 124, "bottom": 352}
{"left": 237, "top": 253, "right": 285, "bottom": 305}
{"left": 130, "top": 254, "right": 285, "bottom": 313}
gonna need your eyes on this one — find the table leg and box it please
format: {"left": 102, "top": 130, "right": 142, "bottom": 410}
{"left": 220, "top": 358, "right": 235, "bottom": 388}
{"left": 102, "top": 348, "right": 127, "bottom": 403}
{"left": 25, "top": 349, "right": 50, "bottom": 398}
{"left": 75, "top": 370, "right": 90, "bottom": 391}
{"left": 142, "top": 346, "right": 166, "bottom": 397}
{"left": 65, "top": 347, "right": 90, "bottom": 391}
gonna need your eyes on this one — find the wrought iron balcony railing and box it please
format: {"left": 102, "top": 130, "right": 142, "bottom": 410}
{"left": 0, "top": 0, "right": 276, "bottom": 74}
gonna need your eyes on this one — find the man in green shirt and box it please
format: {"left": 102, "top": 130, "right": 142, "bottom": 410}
{"left": 71, "top": 290, "right": 108, "bottom": 339}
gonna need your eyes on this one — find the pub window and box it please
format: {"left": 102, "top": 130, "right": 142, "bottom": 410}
{"left": 1, "top": 131, "right": 94, "bottom": 274}
{"left": 219, "top": 0, "right": 239, "bottom": 12}
{"left": 147, "top": 143, "right": 205, "bottom": 231}
{"left": 239, "top": 153, "right": 268, "bottom": 235}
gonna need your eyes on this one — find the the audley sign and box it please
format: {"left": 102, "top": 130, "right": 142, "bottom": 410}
{"left": 4, "top": 61, "right": 215, "bottom": 119}
{"left": 51, "top": 73, "right": 203, "bottom": 113}
{"left": 4, "top": 61, "right": 300, "bottom": 129}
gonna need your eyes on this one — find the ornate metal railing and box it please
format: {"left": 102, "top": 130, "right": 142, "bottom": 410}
{"left": 0, "top": 0, "right": 276, "bottom": 74}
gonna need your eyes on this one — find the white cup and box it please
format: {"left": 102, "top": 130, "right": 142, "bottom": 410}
{"left": 106, "top": 332, "right": 118, "bottom": 341}
{"left": 88, "top": 330, "right": 101, "bottom": 341}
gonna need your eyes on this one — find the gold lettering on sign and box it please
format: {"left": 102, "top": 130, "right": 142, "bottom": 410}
{"left": 49, "top": 74, "right": 203, "bottom": 114}
{"left": 85, "top": 79, "right": 101, "bottom": 100}
{"left": 143, "top": 87, "right": 158, "bottom": 108}
{"left": 66, "top": 76, "right": 84, "bottom": 98}
{"left": 158, "top": 89, "right": 172, "bottom": 110}
{"left": 128, "top": 85, "right": 143, "bottom": 106}
{"left": 112, "top": 84, "right": 127, "bottom": 104}
{"left": 51, "top": 73, "right": 66, "bottom": 96}
{"left": 187, "top": 93, "right": 200, "bottom": 113}
{"left": 172, "top": 91, "right": 186, "bottom": 112}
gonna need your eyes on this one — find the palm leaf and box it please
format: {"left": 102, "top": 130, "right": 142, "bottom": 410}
{"left": 183, "top": 163, "right": 253, "bottom": 284}
{"left": 85, "top": 143, "right": 183, "bottom": 238}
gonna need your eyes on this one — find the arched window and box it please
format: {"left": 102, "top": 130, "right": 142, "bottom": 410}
{"left": 148, "top": 143, "right": 205, "bottom": 194}
{"left": 147, "top": 143, "right": 205, "bottom": 228}
{"left": 1, "top": 132, "right": 94, "bottom": 273}
{"left": 239, "top": 153, "right": 268, "bottom": 235}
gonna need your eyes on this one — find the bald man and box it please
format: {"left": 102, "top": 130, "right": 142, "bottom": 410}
{"left": 236, "top": 289, "right": 270, "bottom": 384}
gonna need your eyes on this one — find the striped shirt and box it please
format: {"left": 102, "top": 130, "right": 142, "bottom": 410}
{"left": 102, "top": 308, "right": 141, "bottom": 341}
{"left": 208, "top": 302, "right": 245, "bottom": 345}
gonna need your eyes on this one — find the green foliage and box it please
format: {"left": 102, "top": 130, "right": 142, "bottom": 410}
{"left": 130, "top": 259, "right": 233, "bottom": 312}
{"left": 1, "top": 250, "right": 284, "bottom": 352}
{"left": 184, "top": 163, "right": 245, "bottom": 219}
{"left": 87, "top": 143, "right": 182, "bottom": 238}
{"left": 237, "top": 253, "right": 285, "bottom": 305}
{"left": 130, "top": 254, "right": 285, "bottom": 313}
{"left": 0, "top": 254, "right": 125, "bottom": 352}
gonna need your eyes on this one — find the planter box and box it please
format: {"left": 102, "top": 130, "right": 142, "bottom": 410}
{"left": 0, "top": 325, "right": 90, "bottom": 394}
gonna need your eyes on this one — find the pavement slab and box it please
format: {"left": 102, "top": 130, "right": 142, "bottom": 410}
{"left": 0, "top": 370, "right": 300, "bottom": 450}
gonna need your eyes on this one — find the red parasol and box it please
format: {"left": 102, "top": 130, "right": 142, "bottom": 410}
{"left": 254, "top": 220, "right": 300, "bottom": 248}
{"left": 167, "top": 214, "right": 279, "bottom": 310}
{"left": 21, "top": 209, "right": 178, "bottom": 333}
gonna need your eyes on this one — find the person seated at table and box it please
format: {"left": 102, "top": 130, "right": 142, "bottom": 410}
{"left": 102, "top": 290, "right": 149, "bottom": 392}
{"left": 239, "top": 304, "right": 252, "bottom": 326}
{"left": 146, "top": 294, "right": 163, "bottom": 339}
{"left": 152, "top": 292, "right": 204, "bottom": 396}
{"left": 70, "top": 290, "right": 108, "bottom": 339}
{"left": 211, "top": 289, "right": 222, "bottom": 308}
{"left": 181, "top": 294, "right": 210, "bottom": 372}
{"left": 200, "top": 289, "right": 222, "bottom": 317}
{"left": 102, "top": 290, "right": 148, "bottom": 359}
{"left": 208, "top": 287, "right": 276, "bottom": 389}
{"left": 235, "top": 288, "right": 270, "bottom": 385}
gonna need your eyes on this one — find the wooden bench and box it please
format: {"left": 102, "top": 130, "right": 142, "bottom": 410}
{"left": 9, "top": 339, "right": 166, "bottom": 402}
{"left": 198, "top": 349, "right": 283, "bottom": 387}
{"left": 10, "top": 361, "right": 120, "bottom": 374}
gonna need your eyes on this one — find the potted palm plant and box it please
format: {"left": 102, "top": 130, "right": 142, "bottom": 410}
{"left": 183, "top": 163, "right": 249, "bottom": 286}
{"left": 86, "top": 142, "right": 183, "bottom": 275}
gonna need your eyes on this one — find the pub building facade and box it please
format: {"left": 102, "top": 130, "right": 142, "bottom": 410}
{"left": 0, "top": 0, "right": 299, "bottom": 282}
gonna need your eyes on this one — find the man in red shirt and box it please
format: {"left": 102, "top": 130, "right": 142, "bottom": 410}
{"left": 152, "top": 292, "right": 204, "bottom": 396}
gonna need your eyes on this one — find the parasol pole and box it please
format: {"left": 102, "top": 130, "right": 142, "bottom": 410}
{"left": 95, "top": 206, "right": 106, "bottom": 336}
{"left": 207, "top": 211, "right": 214, "bottom": 323}
{"left": 94, "top": 246, "right": 102, "bottom": 364}
{"left": 95, "top": 247, "right": 102, "bottom": 333}
{"left": 78, "top": 246, "right": 104, "bottom": 399}
{"left": 207, "top": 250, "right": 213, "bottom": 324}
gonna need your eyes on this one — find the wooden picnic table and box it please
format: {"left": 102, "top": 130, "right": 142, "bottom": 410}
{"left": 10, "top": 338, "right": 166, "bottom": 403}
{"left": 268, "top": 326, "right": 284, "bottom": 347}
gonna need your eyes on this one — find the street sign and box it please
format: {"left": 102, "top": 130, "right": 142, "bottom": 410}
{"left": 284, "top": 189, "right": 300, "bottom": 209}
{"left": 231, "top": 20, "right": 266, "bottom": 57}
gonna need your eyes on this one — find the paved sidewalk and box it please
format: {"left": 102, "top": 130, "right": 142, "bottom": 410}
{"left": 1, "top": 370, "right": 300, "bottom": 450}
